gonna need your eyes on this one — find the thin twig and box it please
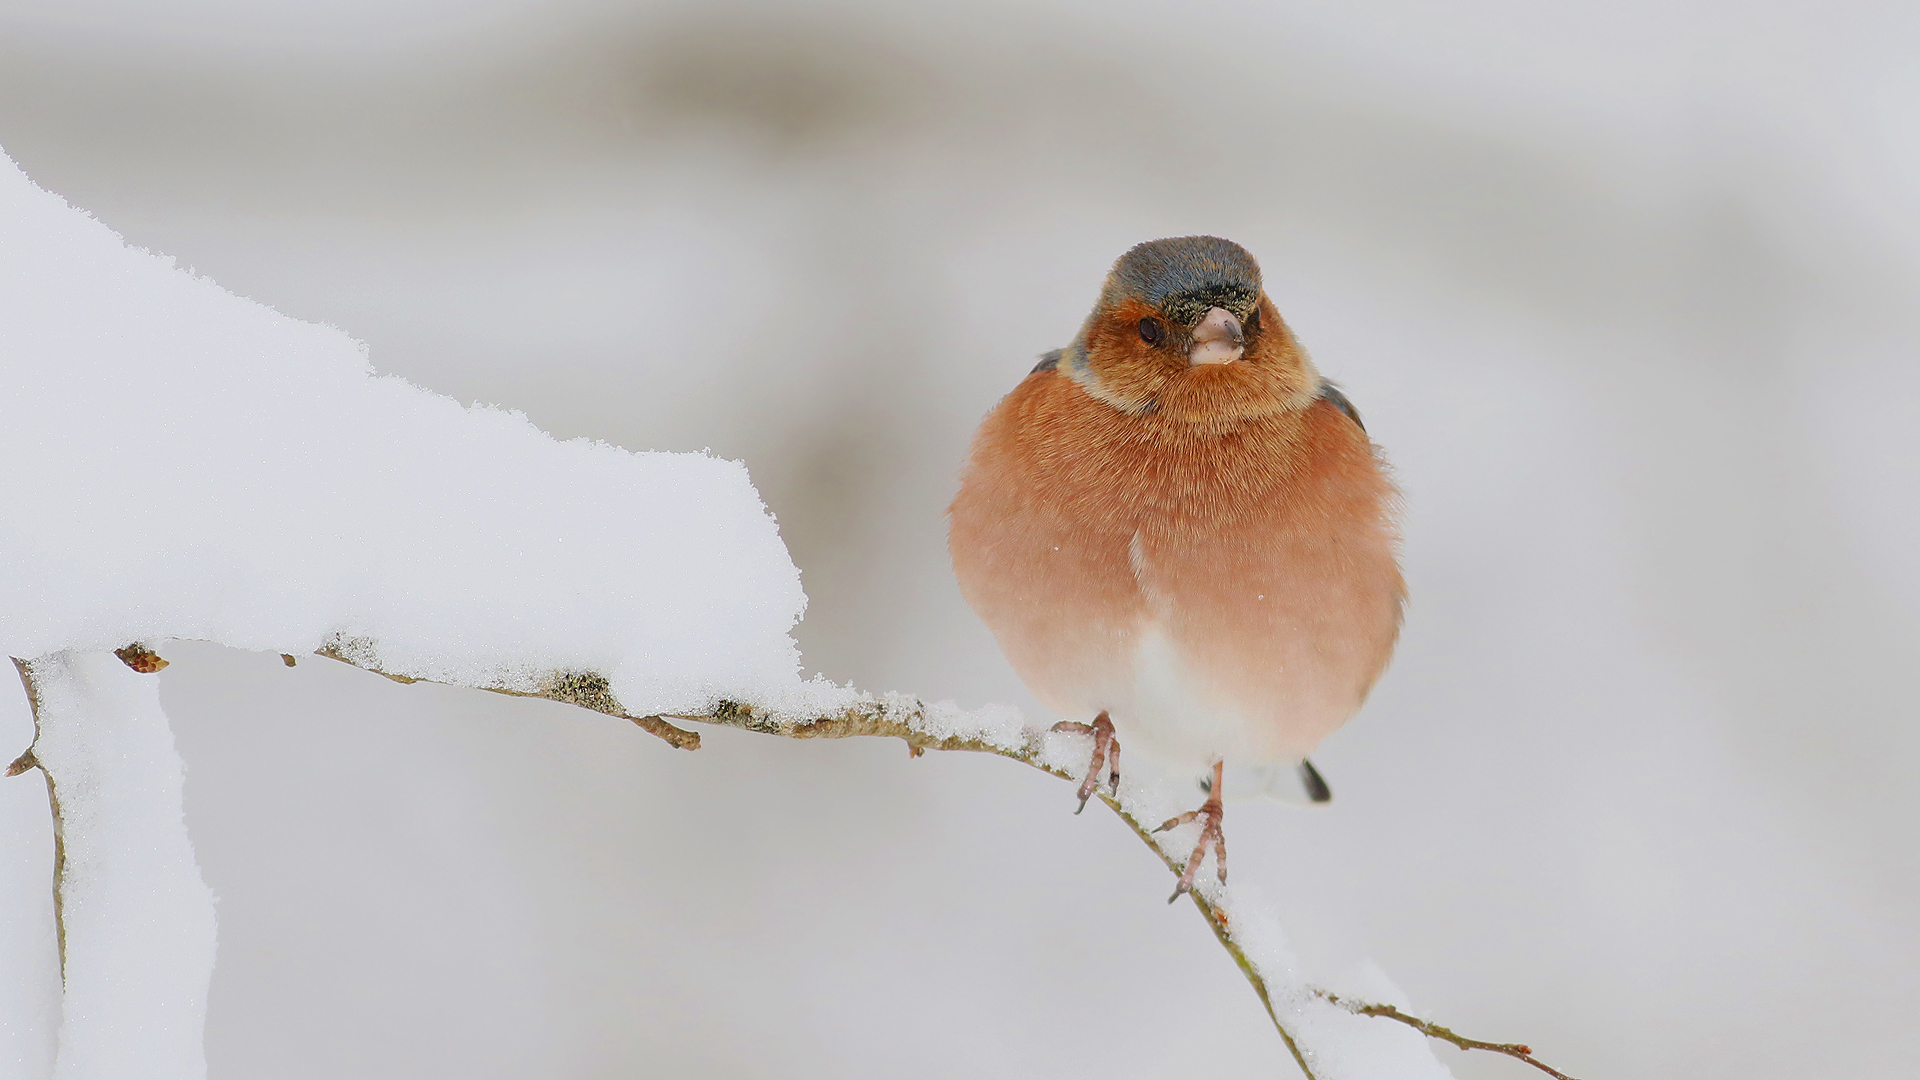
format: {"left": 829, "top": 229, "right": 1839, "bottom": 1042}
{"left": 314, "top": 646, "right": 703, "bottom": 749}
{"left": 300, "top": 649, "right": 1579, "bottom": 1080}
{"left": 1314, "top": 991, "right": 1581, "bottom": 1080}
{"left": 1085, "top": 787, "right": 1318, "bottom": 1077}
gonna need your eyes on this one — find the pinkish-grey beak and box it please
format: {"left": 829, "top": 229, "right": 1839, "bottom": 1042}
{"left": 1189, "top": 307, "right": 1245, "bottom": 365}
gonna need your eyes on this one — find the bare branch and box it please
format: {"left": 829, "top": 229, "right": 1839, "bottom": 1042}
{"left": 307, "top": 648, "right": 1583, "bottom": 1080}
{"left": 1314, "top": 991, "right": 1583, "bottom": 1080}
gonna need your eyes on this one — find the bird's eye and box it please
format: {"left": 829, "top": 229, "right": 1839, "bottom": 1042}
{"left": 1137, "top": 318, "right": 1164, "bottom": 345}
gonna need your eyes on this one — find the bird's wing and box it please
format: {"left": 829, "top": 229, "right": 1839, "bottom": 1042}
{"left": 1317, "top": 381, "right": 1365, "bottom": 433}
{"left": 1030, "top": 349, "right": 1064, "bottom": 375}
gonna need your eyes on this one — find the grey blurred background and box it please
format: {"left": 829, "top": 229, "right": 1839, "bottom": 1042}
{"left": 2, "top": 0, "right": 1918, "bottom": 1076}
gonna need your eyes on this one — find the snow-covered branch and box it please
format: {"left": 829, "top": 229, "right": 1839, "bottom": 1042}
{"left": 304, "top": 644, "right": 1581, "bottom": 1080}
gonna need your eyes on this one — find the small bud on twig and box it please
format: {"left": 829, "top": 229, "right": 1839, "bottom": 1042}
{"left": 114, "top": 644, "right": 169, "bottom": 673}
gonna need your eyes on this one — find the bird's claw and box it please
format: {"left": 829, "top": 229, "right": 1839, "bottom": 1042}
{"left": 1051, "top": 711, "right": 1120, "bottom": 813}
{"left": 1152, "top": 809, "right": 1197, "bottom": 833}
{"left": 1162, "top": 763, "right": 1228, "bottom": 903}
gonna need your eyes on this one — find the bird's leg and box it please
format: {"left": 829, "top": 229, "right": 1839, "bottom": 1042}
{"left": 1049, "top": 710, "right": 1120, "bottom": 813}
{"left": 1154, "top": 760, "right": 1227, "bottom": 903}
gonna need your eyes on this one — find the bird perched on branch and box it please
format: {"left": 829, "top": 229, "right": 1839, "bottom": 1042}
{"left": 949, "top": 236, "right": 1403, "bottom": 901}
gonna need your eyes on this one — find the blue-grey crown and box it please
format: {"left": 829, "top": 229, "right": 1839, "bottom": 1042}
{"left": 1106, "top": 236, "right": 1262, "bottom": 325}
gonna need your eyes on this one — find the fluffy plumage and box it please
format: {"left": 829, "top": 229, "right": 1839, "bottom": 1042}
{"left": 948, "top": 236, "right": 1403, "bottom": 894}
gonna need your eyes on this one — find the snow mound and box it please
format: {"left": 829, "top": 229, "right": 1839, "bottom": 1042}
{"left": 0, "top": 153, "right": 806, "bottom": 715}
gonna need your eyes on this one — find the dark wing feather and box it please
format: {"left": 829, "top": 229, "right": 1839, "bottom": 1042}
{"left": 1030, "top": 349, "right": 1063, "bottom": 375}
{"left": 1317, "top": 381, "right": 1365, "bottom": 433}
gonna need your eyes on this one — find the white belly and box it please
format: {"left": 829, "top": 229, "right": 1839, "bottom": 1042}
{"left": 1122, "top": 624, "right": 1265, "bottom": 772}
{"left": 1094, "top": 622, "right": 1347, "bottom": 774}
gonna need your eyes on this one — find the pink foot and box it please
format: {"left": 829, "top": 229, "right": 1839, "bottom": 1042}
{"left": 1154, "top": 760, "right": 1227, "bottom": 903}
{"left": 1049, "top": 710, "right": 1120, "bottom": 813}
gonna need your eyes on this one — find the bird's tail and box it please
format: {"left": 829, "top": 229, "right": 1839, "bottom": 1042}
{"left": 1218, "top": 759, "right": 1333, "bottom": 805}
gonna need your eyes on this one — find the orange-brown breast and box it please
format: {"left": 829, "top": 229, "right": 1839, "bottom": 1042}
{"left": 949, "top": 366, "right": 1402, "bottom": 768}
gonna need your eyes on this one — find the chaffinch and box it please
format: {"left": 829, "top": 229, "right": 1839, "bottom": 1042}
{"left": 949, "top": 236, "right": 1403, "bottom": 899}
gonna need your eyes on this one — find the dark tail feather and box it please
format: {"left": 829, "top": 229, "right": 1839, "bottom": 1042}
{"left": 1298, "top": 759, "right": 1332, "bottom": 803}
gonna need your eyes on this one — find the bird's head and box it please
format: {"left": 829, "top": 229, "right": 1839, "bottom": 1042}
{"left": 1062, "top": 236, "right": 1319, "bottom": 422}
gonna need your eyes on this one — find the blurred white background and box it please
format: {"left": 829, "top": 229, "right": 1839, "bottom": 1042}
{"left": 3, "top": 0, "right": 1918, "bottom": 1076}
